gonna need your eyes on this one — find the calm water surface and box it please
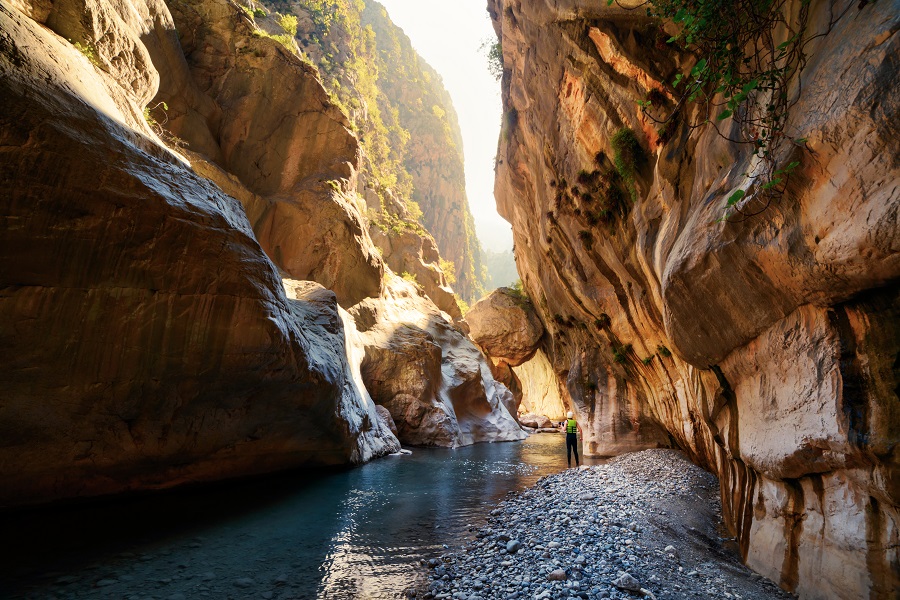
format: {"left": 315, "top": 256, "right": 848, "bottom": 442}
{"left": 1, "top": 434, "right": 603, "bottom": 599}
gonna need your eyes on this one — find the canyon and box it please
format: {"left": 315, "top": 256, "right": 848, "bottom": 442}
{"left": 0, "top": 0, "right": 897, "bottom": 599}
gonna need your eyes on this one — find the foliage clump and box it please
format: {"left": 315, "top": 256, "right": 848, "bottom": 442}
{"left": 610, "top": 128, "right": 644, "bottom": 201}
{"left": 71, "top": 40, "right": 99, "bottom": 66}
{"left": 612, "top": 343, "right": 632, "bottom": 364}
{"left": 657, "top": 344, "right": 672, "bottom": 358}
{"left": 276, "top": 13, "right": 298, "bottom": 36}
{"left": 505, "top": 279, "right": 530, "bottom": 306}
{"left": 613, "top": 0, "right": 818, "bottom": 218}
{"left": 438, "top": 258, "right": 457, "bottom": 286}
{"left": 481, "top": 39, "right": 503, "bottom": 81}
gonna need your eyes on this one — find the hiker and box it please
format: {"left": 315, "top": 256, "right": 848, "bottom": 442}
{"left": 564, "top": 411, "right": 580, "bottom": 467}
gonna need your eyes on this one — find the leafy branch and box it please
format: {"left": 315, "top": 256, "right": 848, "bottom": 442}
{"left": 608, "top": 0, "right": 850, "bottom": 220}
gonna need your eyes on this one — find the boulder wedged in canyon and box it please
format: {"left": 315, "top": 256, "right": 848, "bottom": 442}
{"left": 489, "top": 0, "right": 899, "bottom": 597}
{"left": 354, "top": 278, "right": 525, "bottom": 448}
{"left": 467, "top": 287, "right": 544, "bottom": 367}
{"left": 0, "top": 0, "right": 399, "bottom": 506}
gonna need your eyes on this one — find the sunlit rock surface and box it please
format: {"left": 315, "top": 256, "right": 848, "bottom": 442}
{"left": 513, "top": 349, "right": 567, "bottom": 421}
{"left": 467, "top": 287, "right": 544, "bottom": 367}
{"left": 352, "top": 277, "right": 525, "bottom": 448}
{"left": 0, "top": 0, "right": 398, "bottom": 506}
{"left": 489, "top": 0, "right": 899, "bottom": 597}
{"left": 0, "top": 0, "right": 516, "bottom": 506}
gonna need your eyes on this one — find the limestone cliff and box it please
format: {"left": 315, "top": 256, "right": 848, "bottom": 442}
{"left": 489, "top": 0, "right": 899, "bottom": 598}
{"left": 361, "top": 1, "right": 488, "bottom": 303}
{"left": 0, "top": 0, "right": 523, "bottom": 506}
{"left": 270, "top": 0, "right": 488, "bottom": 304}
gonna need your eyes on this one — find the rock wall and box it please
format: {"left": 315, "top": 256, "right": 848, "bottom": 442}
{"left": 0, "top": 0, "right": 398, "bottom": 506}
{"left": 513, "top": 349, "right": 568, "bottom": 421}
{"left": 488, "top": 0, "right": 899, "bottom": 598}
{"left": 0, "top": 0, "right": 523, "bottom": 506}
{"left": 361, "top": 1, "right": 488, "bottom": 303}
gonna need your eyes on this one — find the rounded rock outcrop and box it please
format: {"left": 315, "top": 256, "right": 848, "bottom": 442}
{"left": 466, "top": 287, "right": 544, "bottom": 366}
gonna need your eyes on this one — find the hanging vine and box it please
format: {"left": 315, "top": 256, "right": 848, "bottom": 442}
{"left": 609, "top": 0, "right": 853, "bottom": 220}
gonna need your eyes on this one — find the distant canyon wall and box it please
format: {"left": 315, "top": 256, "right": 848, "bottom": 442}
{"left": 489, "top": 0, "right": 898, "bottom": 598}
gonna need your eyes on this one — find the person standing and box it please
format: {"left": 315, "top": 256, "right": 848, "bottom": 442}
{"left": 565, "top": 411, "right": 580, "bottom": 467}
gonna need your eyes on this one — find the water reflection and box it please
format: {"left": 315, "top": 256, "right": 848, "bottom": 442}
{"left": 1, "top": 433, "right": 601, "bottom": 599}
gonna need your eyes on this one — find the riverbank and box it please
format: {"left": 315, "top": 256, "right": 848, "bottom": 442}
{"left": 1, "top": 435, "right": 587, "bottom": 599}
{"left": 420, "top": 449, "right": 791, "bottom": 600}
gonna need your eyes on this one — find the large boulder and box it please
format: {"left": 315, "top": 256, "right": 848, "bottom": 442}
{"left": 466, "top": 287, "right": 544, "bottom": 366}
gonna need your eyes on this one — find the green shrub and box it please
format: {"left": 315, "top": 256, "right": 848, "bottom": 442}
{"left": 507, "top": 279, "right": 529, "bottom": 304}
{"left": 657, "top": 344, "right": 672, "bottom": 357}
{"left": 577, "top": 230, "right": 593, "bottom": 250}
{"left": 72, "top": 40, "right": 99, "bottom": 66}
{"left": 611, "top": 128, "right": 644, "bottom": 201}
{"left": 642, "top": 356, "right": 653, "bottom": 365}
{"left": 439, "top": 258, "right": 457, "bottom": 286}
{"left": 640, "top": 0, "right": 812, "bottom": 215}
{"left": 276, "top": 13, "right": 298, "bottom": 36}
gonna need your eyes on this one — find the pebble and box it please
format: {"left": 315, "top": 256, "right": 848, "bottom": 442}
{"left": 233, "top": 577, "right": 255, "bottom": 588}
{"left": 423, "top": 449, "right": 793, "bottom": 600}
{"left": 547, "top": 569, "right": 567, "bottom": 581}
{"left": 612, "top": 572, "right": 641, "bottom": 592}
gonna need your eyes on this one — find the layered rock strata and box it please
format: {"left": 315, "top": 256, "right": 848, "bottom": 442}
{"left": 489, "top": 0, "right": 899, "bottom": 598}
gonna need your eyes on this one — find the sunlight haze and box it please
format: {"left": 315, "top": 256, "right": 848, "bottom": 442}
{"left": 376, "top": 0, "right": 512, "bottom": 253}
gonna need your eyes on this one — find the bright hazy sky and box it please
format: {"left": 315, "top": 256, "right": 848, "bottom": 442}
{"left": 376, "top": 0, "right": 513, "bottom": 253}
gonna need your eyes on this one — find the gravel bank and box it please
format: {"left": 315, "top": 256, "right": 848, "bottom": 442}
{"left": 420, "top": 449, "right": 791, "bottom": 600}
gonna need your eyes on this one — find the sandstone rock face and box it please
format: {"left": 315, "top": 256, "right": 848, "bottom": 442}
{"left": 156, "top": 0, "right": 383, "bottom": 307}
{"left": 489, "top": 0, "right": 899, "bottom": 597}
{"left": 353, "top": 277, "right": 526, "bottom": 448}
{"left": 1, "top": 0, "right": 517, "bottom": 508}
{"left": 467, "top": 287, "right": 544, "bottom": 367}
{"left": 512, "top": 349, "right": 568, "bottom": 421}
{"left": 0, "top": 1, "right": 398, "bottom": 506}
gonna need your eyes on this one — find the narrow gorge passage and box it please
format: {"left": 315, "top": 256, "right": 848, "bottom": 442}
{"left": 0, "top": 0, "right": 897, "bottom": 599}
